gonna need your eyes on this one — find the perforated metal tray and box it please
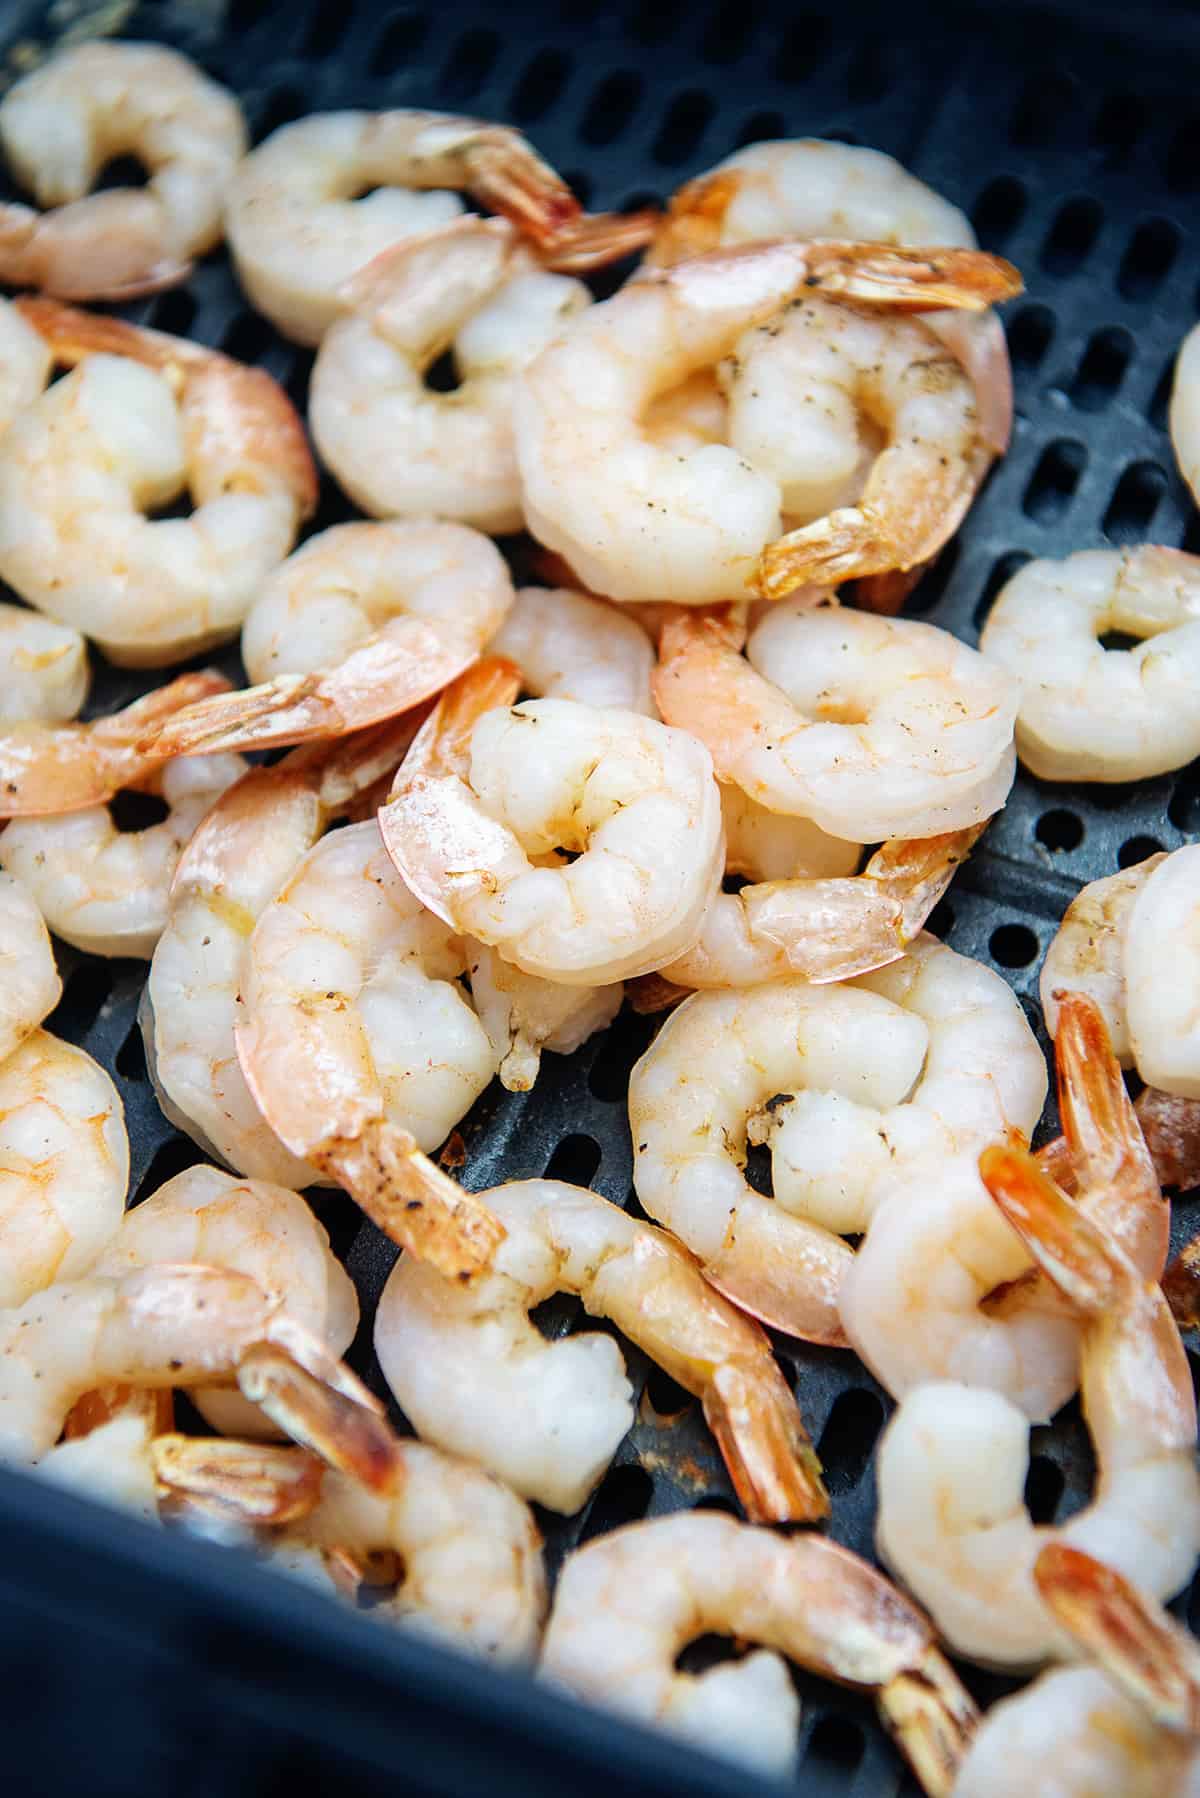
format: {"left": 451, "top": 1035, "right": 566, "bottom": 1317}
{"left": 3, "top": 0, "right": 1200, "bottom": 1792}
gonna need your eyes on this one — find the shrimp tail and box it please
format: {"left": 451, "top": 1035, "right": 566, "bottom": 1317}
{"left": 703, "top": 1357, "right": 830, "bottom": 1525}
{"left": 756, "top": 472, "right": 980, "bottom": 597}
{"left": 152, "top": 1431, "right": 325, "bottom": 1525}
{"left": 317, "top": 1122, "right": 506, "bottom": 1282}
{"left": 800, "top": 242, "right": 1023, "bottom": 313}
{"left": 869, "top": 821, "right": 988, "bottom": 942}
{"left": 1034, "top": 1543, "right": 1200, "bottom": 1733}
{"left": 743, "top": 881, "right": 907, "bottom": 982}
{"left": 1055, "top": 992, "right": 1157, "bottom": 1194}
{"left": 142, "top": 674, "right": 357, "bottom": 756}
{"left": 237, "top": 1344, "right": 403, "bottom": 1496}
{"left": 646, "top": 170, "right": 742, "bottom": 268}
{"left": 878, "top": 1645, "right": 980, "bottom": 1798}
{"left": 395, "top": 655, "right": 525, "bottom": 783}
{"left": 977, "top": 1144, "right": 1126, "bottom": 1313}
{"left": 15, "top": 292, "right": 211, "bottom": 372}
{"left": 538, "top": 207, "right": 661, "bottom": 272}
{"left": 1134, "top": 1086, "right": 1200, "bottom": 1191}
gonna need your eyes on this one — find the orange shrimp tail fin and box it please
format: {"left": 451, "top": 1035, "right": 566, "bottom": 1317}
{"left": 802, "top": 242, "right": 1023, "bottom": 313}
{"left": 152, "top": 1430, "right": 326, "bottom": 1526}
{"left": 539, "top": 207, "right": 660, "bottom": 272}
{"left": 393, "top": 654, "right": 524, "bottom": 785}
{"left": 63, "top": 1384, "right": 174, "bottom": 1439}
{"left": 865, "top": 822, "right": 989, "bottom": 944}
{"left": 1054, "top": 992, "right": 1156, "bottom": 1190}
{"left": 647, "top": 170, "right": 743, "bottom": 269}
{"left": 15, "top": 293, "right": 209, "bottom": 373}
{"left": 703, "top": 1357, "right": 830, "bottom": 1525}
{"left": 879, "top": 1646, "right": 980, "bottom": 1798}
{"left": 237, "top": 1344, "right": 403, "bottom": 1497}
{"left": 467, "top": 135, "right": 582, "bottom": 245}
{"left": 1135, "top": 1086, "right": 1200, "bottom": 1191}
{"left": 977, "top": 1144, "right": 1123, "bottom": 1313}
{"left": 1035, "top": 1543, "right": 1200, "bottom": 1734}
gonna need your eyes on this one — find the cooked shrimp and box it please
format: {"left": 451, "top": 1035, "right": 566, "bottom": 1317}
{"left": 0, "top": 299, "right": 315, "bottom": 666}
{"left": 734, "top": 297, "right": 992, "bottom": 596}
{"left": 464, "top": 944, "right": 622, "bottom": 1093}
{"left": 1137, "top": 1086, "right": 1200, "bottom": 1193}
{"left": 0, "top": 670, "right": 229, "bottom": 816}
{"left": 1126, "top": 844, "right": 1200, "bottom": 1098}
{"left": 226, "top": 108, "right": 653, "bottom": 346}
{"left": 541, "top": 1513, "right": 977, "bottom": 1788}
{"left": 92, "top": 1166, "right": 358, "bottom": 1441}
{"left": 0, "top": 43, "right": 246, "bottom": 301}
{"left": 514, "top": 238, "right": 1020, "bottom": 604}
{"left": 141, "top": 520, "right": 513, "bottom": 757}
{"left": 379, "top": 659, "right": 724, "bottom": 985}
{"left": 35, "top": 1409, "right": 161, "bottom": 1520}
{"left": 0, "top": 1264, "right": 374, "bottom": 1464}
{"left": 490, "top": 585, "right": 657, "bottom": 714}
{"left": 144, "top": 719, "right": 424, "bottom": 1186}
{"left": 1171, "top": 320, "right": 1200, "bottom": 508}
{"left": 980, "top": 548, "right": 1200, "bottom": 781}
{"left": 628, "top": 936, "right": 1045, "bottom": 1342}
{"left": 649, "top": 138, "right": 1014, "bottom": 457}
{"left": 311, "top": 218, "right": 589, "bottom": 532}
{"left": 653, "top": 601, "right": 1017, "bottom": 841}
{"left": 235, "top": 817, "right": 504, "bottom": 1281}
{"left": 844, "top": 991, "right": 1166, "bottom": 1418}
{"left": 0, "top": 869, "right": 59, "bottom": 1063}
{"left": 376, "top": 1177, "right": 827, "bottom": 1519}
{"left": 956, "top": 1546, "right": 1200, "bottom": 1797}
{"left": 1039, "top": 856, "right": 1166, "bottom": 1064}
{"left": 0, "top": 1029, "right": 127, "bottom": 1309}
{"left": 0, "top": 604, "right": 87, "bottom": 724}
{"left": 875, "top": 1145, "right": 1200, "bottom": 1669}
{"left": 0, "top": 294, "right": 51, "bottom": 430}
{"left": 0, "top": 749, "right": 245, "bottom": 957}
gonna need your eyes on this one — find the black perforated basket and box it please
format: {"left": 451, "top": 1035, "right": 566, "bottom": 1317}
{"left": 2, "top": 0, "right": 1200, "bottom": 1792}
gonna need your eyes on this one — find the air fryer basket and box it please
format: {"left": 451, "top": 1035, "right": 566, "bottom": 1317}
{"left": 2, "top": 0, "right": 1199, "bottom": 1792}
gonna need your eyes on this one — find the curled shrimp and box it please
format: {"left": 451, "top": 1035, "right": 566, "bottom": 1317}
{"left": 628, "top": 935, "right": 1045, "bottom": 1343}
{"left": 0, "top": 868, "right": 60, "bottom": 1063}
{"left": 540, "top": 1512, "right": 977, "bottom": 1789}
{"left": 0, "top": 604, "right": 87, "bottom": 725}
{"left": 1171, "top": 320, "right": 1200, "bottom": 509}
{"left": 140, "top": 520, "right": 514, "bottom": 758}
{"left": 956, "top": 1545, "right": 1200, "bottom": 1797}
{"left": 144, "top": 718, "right": 424, "bottom": 1186}
{"left": 0, "top": 670, "right": 229, "bottom": 817}
{"left": 1039, "top": 854, "right": 1167, "bottom": 1065}
{"left": 375, "top": 1177, "right": 827, "bottom": 1520}
{"left": 0, "top": 749, "right": 245, "bottom": 957}
{"left": 0, "top": 43, "right": 246, "bottom": 301}
{"left": 875, "top": 1144, "right": 1200, "bottom": 1670}
{"left": 490, "top": 585, "right": 657, "bottom": 714}
{"left": 311, "top": 218, "right": 590, "bottom": 532}
{"left": 648, "top": 138, "right": 1014, "bottom": 459}
{"left": 0, "top": 1029, "right": 128, "bottom": 1308}
{"left": 0, "top": 298, "right": 315, "bottom": 666}
{"left": 379, "top": 658, "right": 724, "bottom": 985}
{"left": 653, "top": 600, "right": 1017, "bottom": 842}
{"left": 226, "top": 108, "right": 654, "bottom": 346}
{"left": 1124, "top": 843, "right": 1200, "bottom": 1099}
{"left": 514, "top": 238, "right": 1020, "bottom": 605}
{"left": 980, "top": 548, "right": 1200, "bottom": 781}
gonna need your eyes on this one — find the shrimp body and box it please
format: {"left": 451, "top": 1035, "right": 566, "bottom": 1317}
{"left": 464, "top": 943, "right": 622, "bottom": 1094}
{"left": 376, "top": 1177, "right": 826, "bottom": 1520}
{"left": 0, "top": 604, "right": 87, "bottom": 724}
{"left": 1040, "top": 857, "right": 1166, "bottom": 1064}
{"left": 0, "top": 750, "right": 245, "bottom": 957}
{"left": 541, "top": 1513, "right": 977, "bottom": 1786}
{"left": 653, "top": 601, "right": 1017, "bottom": 843}
{"left": 1170, "top": 320, "right": 1200, "bottom": 508}
{"left": 0, "top": 1030, "right": 128, "bottom": 1309}
{"left": 1126, "top": 844, "right": 1200, "bottom": 1098}
{"left": 875, "top": 1148, "right": 1200, "bottom": 1669}
{"left": 311, "top": 218, "right": 589, "bottom": 532}
{"left": 0, "top": 302, "right": 314, "bottom": 666}
{"left": 0, "top": 869, "right": 60, "bottom": 1063}
{"left": 0, "top": 43, "right": 246, "bottom": 300}
{"left": 980, "top": 548, "right": 1200, "bottom": 781}
{"left": 380, "top": 667, "right": 724, "bottom": 986}
{"left": 514, "top": 239, "right": 1020, "bottom": 604}
{"left": 143, "top": 520, "right": 513, "bottom": 757}
{"left": 490, "top": 585, "right": 657, "bottom": 715}
{"left": 0, "top": 296, "right": 51, "bottom": 435}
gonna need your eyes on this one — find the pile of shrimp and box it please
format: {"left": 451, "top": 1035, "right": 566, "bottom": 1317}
{"left": 2, "top": 33, "right": 1200, "bottom": 1797}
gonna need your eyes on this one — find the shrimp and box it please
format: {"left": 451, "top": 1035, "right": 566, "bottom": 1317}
{"left": 0, "top": 869, "right": 60, "bottom": 1063}
{"left": 1039, "top": 856, "right": 1167, "bottom": 1064}
{"left": 955, "top": 1545, "right": 1200, "bottom": 1797}
{"left": 628, "top": 936, "right": 1045, "bottom": 1342}
{"left": 490, "top": 586, "right": 657, "bottom": 716}
{"left": 0, "top": 749, "right": 245, "bottom": 957}
{"left": 875, "top": 1144, "right": 1200, "bottom": 1669}
{"left": 0, "top": 604, "right": 87, "bottom": 724}
{"left": 1137, "top": 1087, "right": 1200, "bottom": 1194}
{"left": 0, "top": 43, "right": 246, "bottom": 301}
{"left": 379, "top": 659, "right": 724, "bottom": 985}
{"left": 91, "top": 1166, "right": 358, "bottom": 1441}
{"left": 226, "top": 108, "right": 654, "bottom": 346}
{"left": 844, "top": 991, "right": 1166, "bottom": 1419}
{"left": 0, "top": 1263, "right": 376, "bottom": 1463}
{"left": 733, "top": 297, "right": 993, "bottom": 597}
{"left": 653, "top": 601, "right": 1017, "bottom": 842}
{"left": 0, "top": 1030, "right": 127, "bottom": 1310}
{"left": 310, "top": 218, "right": 590, "bottom": 532}
{"left": 464, "top": 944, "right": 622, "bottom": 1094}
{"left": 1125, "top": 843, "right": 1200, "bottom": 1098}
{"left": 375, "top": 1177, "right": 827, "bottom": 1520}
{"left": 540, "top": 1513, "right": 977, "bottom": 1789}
{"left": 979, "top": 548, "right": 1200, "bottom": 781}
{"left": 0, "top": 294, "right": 51, "bottom": 429}
{"left": 143, "top": 719, "right": 425, "bottom": 1186}
{"left": 234, "top": 817, "right": 505, "bottom": 1281}
{"left": 0, "top": 299, "right": 316, "bottom": 666}
{"left": 0, "top": 670, "right": 229, "bottom": 816}
{"left": 514, "top": 238, "right": 1020, "bottom": 604}
{"left": 139, "top": 520, "right": 513, "bottom": 758}
{"left": 1171, "top": 320, "right": 1200, "bottom": 508}
{"left": 649, "top": 138, "right": 1014, "bottom": 457}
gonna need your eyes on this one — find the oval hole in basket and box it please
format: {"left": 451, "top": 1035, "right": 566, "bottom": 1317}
{"left": 1036, "top": 808, "right": 1083, "bottom": 853}
{"left": 1023, "top": 1452, "right": 1064, "bottom": 1524}
{"left": 543, "top": 1133, "right": 602, "bottom": 1187}
{"left": 578, "top": 1462, "right": 653, "bottom": 1539}
{"left": 510, "top": 49, "right": 571, "bottom": 124}
{"left": 1117, "top": 217, "right": 1179, "bottom": 300}
{"left": 1118, "top": 834, "right": 1164, "bottom": 869}
{"left": 807, "top": 1714, "right": 866, "bottom": 1776}
{"left": 774, "top": 12, "right": 831, "bottom": 83}
{"left": 815, "top": 1388, "right": 885, "bottom": 1495}
{"left": 989, "top": 922, "right": 1039, "bottom": 968}
{"left": 370, "top": 9, "right": 429, "bottom": 76}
